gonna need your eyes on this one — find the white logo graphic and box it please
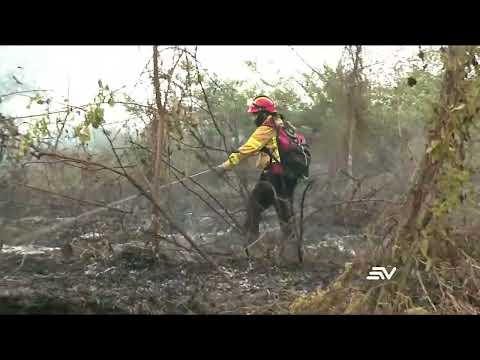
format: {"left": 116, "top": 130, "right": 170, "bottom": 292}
{"left": 366, "top": 266, "right": 396, "bottom": 280}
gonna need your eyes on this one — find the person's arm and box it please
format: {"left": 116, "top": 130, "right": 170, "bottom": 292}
{"left": 220, "top": 125, "right": 275, "bottom": 170}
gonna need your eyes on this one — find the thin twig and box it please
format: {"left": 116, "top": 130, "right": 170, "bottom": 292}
{"left": 299, "top": 180, "right": 315, "bottom": 255}
{"left": 101, "top": 126, "right": 128, "bottom": 177}
{"left": 191, "top": 48, "right": 229, "bottom": 152}
{"left": 12, "top": 110, "right": 69, "bottom": 120}
{"left": 54, "top": 111, "right": 69, "bottom": 151}
{"left": 303, "top": 198, "right": 403, "bottom": 223}
{"left": 245, "top": 232, "right": 269, "bottom": 251}
{"left": 32, "top": 150, "right": 234, "bottom": 285}
{"left": 158, "top": 154, "right": 244, "bottom": 234}
{"left": 416, "top": 269, "right": 437, "bottom": 312}
{"left": 169, "top": 134, "right": 230, "bottom": 153}
{"left": 0, "top": 89, "right": 49, "bottom": 98}
{"left": 289, "top": 46, "right": 323, "bottom": 77}
{"left": 129, "top": 139, "right": 244, "bottom": 201}
{"left": 21, "top": 160, "right": 136, "bottom": 171}
{"left": 19, "top": 183, "right": 132, "bottom": 214}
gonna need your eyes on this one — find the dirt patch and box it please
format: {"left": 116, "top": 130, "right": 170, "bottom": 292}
{"left": 0, "top": 240, "right": 349, "bottom": 314}
{"left": 0, "top": 194, "right": 362, "bottom": 314}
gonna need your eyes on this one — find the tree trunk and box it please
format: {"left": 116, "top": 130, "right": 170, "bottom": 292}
{"left": 346, "top": 46, "right": 364, "bottom": 178}
{"left": 396, "top": 46, "right": 472, "bottom": 254}
{"left": 328, "top": 67, "right": 348, "bottom": 180}
{"left": 328, "top": 46, "right": 365, "bottom": 181}
{"left": 151, "top": 45, "right": 166, "bottom": 249}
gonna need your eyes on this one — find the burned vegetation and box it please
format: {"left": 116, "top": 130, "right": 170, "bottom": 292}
{"left": 2, "top": 46, "right": 480, "bottom": 314}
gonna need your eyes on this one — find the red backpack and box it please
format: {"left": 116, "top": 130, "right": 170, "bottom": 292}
{"left": 261, "top": 117, "right": 311, "bottom": 180}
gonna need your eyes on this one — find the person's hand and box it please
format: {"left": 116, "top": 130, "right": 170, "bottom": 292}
{"left": 215, "top": 162, "right": 232, "bottom": 176}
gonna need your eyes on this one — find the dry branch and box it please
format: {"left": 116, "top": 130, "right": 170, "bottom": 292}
{"left": 20, "top": 150, "right": 233, "bottom": 283}
{"left": 18, "top": 183, "right": 132, "bottom": 214}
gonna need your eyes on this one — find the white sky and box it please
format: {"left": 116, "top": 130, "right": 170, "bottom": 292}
{"left": 0, "top": 45, "right": 420, "bottom": 119}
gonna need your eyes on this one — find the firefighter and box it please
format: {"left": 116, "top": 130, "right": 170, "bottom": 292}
{"left": 218, "top": 95, "right": 301, "bottom": 264}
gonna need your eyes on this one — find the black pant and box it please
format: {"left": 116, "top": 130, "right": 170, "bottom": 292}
{"left": 244, "top": 171, "right": 298, "bottom": 242}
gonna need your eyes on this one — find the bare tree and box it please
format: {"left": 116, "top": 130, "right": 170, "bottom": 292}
{"left": 149, "top": 45, "right": 168, "bottom": 251}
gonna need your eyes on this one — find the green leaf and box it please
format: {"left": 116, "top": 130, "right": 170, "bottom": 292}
{"left": 98, "top": 79, "right": 103, "bottom": 88}
{"left": 74, "top": 125, "right": 91, "bottom": 144}
{"left": 426, "top": 139, "right": 440, "bottom": 154}
{"left": 108, "top": 96, "right": 114, "bottom": 107}
{"left": 85, "top": 105, "right": 104, "bottom": 128}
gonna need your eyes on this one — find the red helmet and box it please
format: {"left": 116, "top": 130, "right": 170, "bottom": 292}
{"left": 247, "top": 95, "right": 276, "bottom": 113}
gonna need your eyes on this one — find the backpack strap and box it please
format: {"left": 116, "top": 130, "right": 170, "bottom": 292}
{"left": 260, "top": 146, "right": 280, "bottom": 164}
{"left": 261, "top": 116, "right": 276, "bottom": 129}
{"left": 259, "top": 115, "right": 281, "bottom": 165}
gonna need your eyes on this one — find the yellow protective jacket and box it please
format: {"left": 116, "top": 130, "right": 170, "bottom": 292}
{"left": 221, "top": 115, "right": 282, "bottom": 170}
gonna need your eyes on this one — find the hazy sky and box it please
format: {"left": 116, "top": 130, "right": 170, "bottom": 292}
{"left": 0, "top": 45, "right": 420, "bottom": 119}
